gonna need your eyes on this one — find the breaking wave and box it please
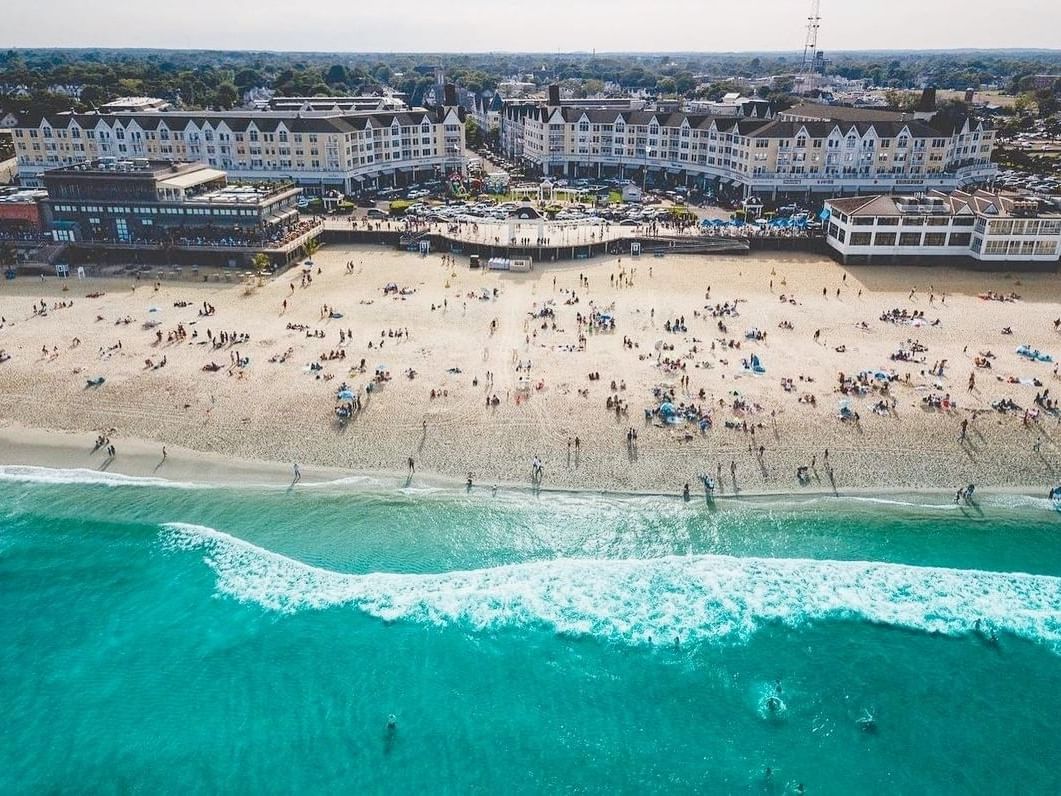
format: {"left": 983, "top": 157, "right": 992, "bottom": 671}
{"left": 162, "top": 522, "right": 1061, "bottom": 651}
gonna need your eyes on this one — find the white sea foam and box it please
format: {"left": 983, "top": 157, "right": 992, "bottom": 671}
{"left": 0, "top": 465, "right": 206, "bottom": 489}
{"left": 161, "top": 522, "right": 1061, "bottom": 651}
{"left": 0, "top": 466, "right": 385, "bottom": 492}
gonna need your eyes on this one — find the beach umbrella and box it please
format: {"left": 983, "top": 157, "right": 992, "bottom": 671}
{"left": 337, "top": 389, "right": 354, "bottom": 400}
{"left": 376, "top": 364, "right": 388, "bottom": 372}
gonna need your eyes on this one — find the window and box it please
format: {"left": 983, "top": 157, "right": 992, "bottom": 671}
{"left": 874, "top": 232, "right": 897, "bottom": 246}
{"left": 948, "top": 233, "right": 971, "bottom": 247}
{"left": 899, "top": 233, "right": 922, "bottom": 246}
{"left": 924, "top": 233, "right": 947, "bottom": 246}
{"left": 850, "top": 232, "right": 872, "bottom": 246}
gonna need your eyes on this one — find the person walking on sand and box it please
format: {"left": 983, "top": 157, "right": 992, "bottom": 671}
{"left": 292, "top": 462, "right": 301, "bottom": 483}
{"left": 408, "top": 457, "right": 415, "bottom": 474}
{"left": 960, "top": 418, "right": 968, "bottom": 441}
{"left": 161, "top": 446, "right": 167, "bottom": 463}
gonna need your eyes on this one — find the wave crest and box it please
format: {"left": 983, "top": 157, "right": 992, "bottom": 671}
{"left": 162, "top": 522, "right": 1061, "bottom": 650}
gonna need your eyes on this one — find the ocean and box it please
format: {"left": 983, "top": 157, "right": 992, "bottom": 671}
{"left": 1, "top": 465, "right": 1060, "bottom": 794}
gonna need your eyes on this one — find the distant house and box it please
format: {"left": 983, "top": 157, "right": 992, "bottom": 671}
{"left": 0, "top": 111, "right": 20, "bottom": 128}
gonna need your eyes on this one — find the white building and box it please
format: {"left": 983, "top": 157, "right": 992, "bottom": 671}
{"left": 823, "top": 190, "right": 1061, "bottom": 265}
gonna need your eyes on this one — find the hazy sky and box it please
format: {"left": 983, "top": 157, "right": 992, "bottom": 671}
{"left": 5, "top": 0, "right": 1059, "bottom": 53}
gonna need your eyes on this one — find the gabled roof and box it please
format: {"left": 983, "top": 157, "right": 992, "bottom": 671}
{"left": 16, "top": 107, "right": 446, "bottom": 136}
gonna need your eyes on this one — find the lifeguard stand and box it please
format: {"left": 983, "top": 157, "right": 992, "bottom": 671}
{"left": 54, "top": 263, "right": 70, "bottom": 278}
{"left": 630, "top": 242, "right": 641, "bottom": 256}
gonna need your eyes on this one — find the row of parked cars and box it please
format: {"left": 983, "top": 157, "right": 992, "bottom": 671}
{"left": 994, "top": 169, "right": 1061, "bottom": 197}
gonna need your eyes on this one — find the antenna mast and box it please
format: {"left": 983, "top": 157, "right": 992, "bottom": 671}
{"left": 798, "top": 0, "right": 822, "bottom": 95}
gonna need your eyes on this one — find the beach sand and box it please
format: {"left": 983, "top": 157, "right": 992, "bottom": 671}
{"left": 1, "top": 245, "right": 1060, "bottom": 496}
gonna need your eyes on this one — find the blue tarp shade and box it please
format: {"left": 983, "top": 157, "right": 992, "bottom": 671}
{"left": 819, "top": 208, "right": 831, "bottom": 220}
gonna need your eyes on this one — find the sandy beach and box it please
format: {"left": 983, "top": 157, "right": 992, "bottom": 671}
{"left": 2, "top": 244, "right": 1060, "bottom": 496}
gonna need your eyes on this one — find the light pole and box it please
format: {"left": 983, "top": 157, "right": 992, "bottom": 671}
{"left": 642, "top": 146, "right": 654, "bottom": 195}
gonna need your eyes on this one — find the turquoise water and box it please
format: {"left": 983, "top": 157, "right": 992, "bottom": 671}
{"left": 2, "top": 467, "right": 1061, "bottom": 794}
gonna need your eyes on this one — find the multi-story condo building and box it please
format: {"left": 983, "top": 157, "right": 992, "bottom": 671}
{"left": 12, "top": 96, "right": 466, "bottom": 196}
{"left": 823, "top": 189, "right": 1061, "bottom": 265}
{"left": 500, "top": 93, "right": 996, "bottom": 200}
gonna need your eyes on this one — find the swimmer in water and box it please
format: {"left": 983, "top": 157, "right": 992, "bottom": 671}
{"left": 387, "top": 714, "right": 397, "bottom": 730}
{"left": 765, "top": 695, "right": 783, "bottom": 712}
{"left": 856, "top": 708, "right": 877, "bottom": 732}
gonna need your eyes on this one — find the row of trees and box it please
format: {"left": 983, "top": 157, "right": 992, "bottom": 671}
{"left": 2, "top": 49, "right": 1060, "bottom": 117}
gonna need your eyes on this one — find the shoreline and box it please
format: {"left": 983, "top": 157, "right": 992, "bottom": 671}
{"left": 3, "top": 245, "right": 1061, "bottom": 499}
{"left": 0, "top": 423, "right": 1051, "bottom": 507}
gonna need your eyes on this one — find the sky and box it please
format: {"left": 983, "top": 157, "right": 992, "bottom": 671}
{"left": 4, "top": 0, "right": 1060, "bottom": 53}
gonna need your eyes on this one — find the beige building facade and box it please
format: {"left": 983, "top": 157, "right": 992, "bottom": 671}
{"left": 13, "top": 106, "right": 466, "bottom": 195}
{"left": 502, "top": 100, "right": 996, "bottom": 200}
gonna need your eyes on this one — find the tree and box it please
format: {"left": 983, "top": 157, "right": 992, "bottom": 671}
{"left": 79, "top": 84, "right": 109, "bottom": 108}
{"left": 657, "top": 77, "right": 677, "bottom": 95}
{"left": 672, "top": 72, "right": 696, "bottom": 95}
{"left": 214, "top": 82, "right": 238, "bottom": 109}
{"left": 583, "top": 79, "right": 604, "bottom": 96}
{"left": 325, "top": 64, "right": 348, "bottom": 86}
{"left": 251, "top": 253, "right": 271, "bottom": 274}
{"left": 465, "top": 117, "right": 483, "bottom": 148}
{"left": 234, "top": 68, "right": 264, "bottom": 89}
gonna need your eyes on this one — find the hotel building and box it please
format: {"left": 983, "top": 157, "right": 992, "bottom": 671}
{"left": 500, "top": 95, "right": 997, "bottom": 200}
{"left": 823, "top": 190, "right": 1061, "bottom": 265}
{"left": 12, "top": 97, "right": 466, "bottom": 196}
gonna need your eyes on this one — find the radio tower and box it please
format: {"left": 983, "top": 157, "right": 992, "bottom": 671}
{"left": 797, "top": 0, "right": 822, "bottom": 95}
